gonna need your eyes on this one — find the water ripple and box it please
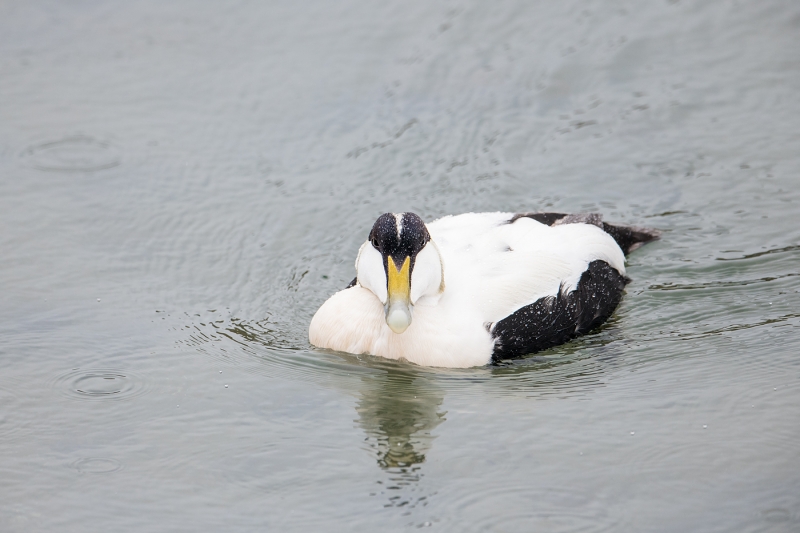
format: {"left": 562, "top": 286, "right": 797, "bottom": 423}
{"left": 52, "top": 369, "right": 149, "bottom": 402}
{"left": 71, "top": 457, "right": 123, "bottom": 474}
{"left": 175, "top": 311, "right": 621, "bottom": 403}
{"left": 21, "top": 135, "right": 121, "bottom": 172}
{"left": 219, "top": 443, "right": 282, "bottom": 493}
{"left": 716, "top": 245, "right": 800, "bottom": 262}
{"left": 446, "top": 484, "right": 618, "bottom": 533}
{"left": 0, "top": 383, "right": 25, "bottom": 437}
{"left": 649, "top": 272, "right": 798, "bottom": 291}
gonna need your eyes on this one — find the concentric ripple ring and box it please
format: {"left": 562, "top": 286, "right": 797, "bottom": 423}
{"left": 53, "top": 369, "right": 149, "bottom": 402}
{"left": 22, "top": 135, "right": 121, "bottom": 172}
{"left": 72, "top": 458, "right": 123, "bottom": 474}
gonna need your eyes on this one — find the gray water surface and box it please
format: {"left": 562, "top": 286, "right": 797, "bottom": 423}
{"left": 1, "top": 1, "right": 799, "bottom": 531}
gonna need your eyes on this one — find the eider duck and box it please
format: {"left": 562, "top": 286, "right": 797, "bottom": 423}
{"left": 309, "top": 211, "right": 659, "bottom": 368}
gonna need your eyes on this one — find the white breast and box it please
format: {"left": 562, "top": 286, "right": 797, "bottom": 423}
{"left": 308, "top": 285, "right": 495, "bottom": 368}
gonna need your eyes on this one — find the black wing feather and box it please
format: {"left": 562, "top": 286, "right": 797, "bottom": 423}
{"left": 491, "top": 260, "right": 628, "bottom": 362}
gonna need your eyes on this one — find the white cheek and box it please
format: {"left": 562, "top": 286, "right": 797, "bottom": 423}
{"left": 356, "top": 243, "right": 387, "bottom": 304}
{"left": 410, "top": 243, "right": 442, "bottom": 304}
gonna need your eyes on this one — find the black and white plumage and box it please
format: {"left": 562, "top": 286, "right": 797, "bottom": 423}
{"left": 309, "top": 211, "right": 659, "bottom": 368}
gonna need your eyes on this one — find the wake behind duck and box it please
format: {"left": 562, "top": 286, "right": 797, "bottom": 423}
{"left": 309, "top": 211, "right": 659, "bottom": 368}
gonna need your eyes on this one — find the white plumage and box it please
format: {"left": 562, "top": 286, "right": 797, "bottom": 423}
{"left": 309, "top": 211, "right": 636, "bottom": 368}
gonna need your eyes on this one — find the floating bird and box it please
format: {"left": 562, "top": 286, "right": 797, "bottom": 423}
{"left": 309, "top": 211, "right": 659, "bottom": 368}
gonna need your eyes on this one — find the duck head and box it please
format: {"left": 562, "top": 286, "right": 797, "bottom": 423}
{"left": 355, "top": 212, "right": 444, "bottom": 334}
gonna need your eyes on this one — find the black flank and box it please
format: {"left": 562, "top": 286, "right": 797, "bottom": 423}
{"left": 490, "top": 260, "right": 628, "bottom": 362}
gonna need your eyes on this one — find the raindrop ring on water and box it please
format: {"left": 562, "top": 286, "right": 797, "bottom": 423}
{"left": 52, "top": 368, "right": 149, "bottom": 402}
{"left": 21, "top": 134, "right": 121, "bottom": 172}
{"left": 71, "top": 457, "right": 123, "bottom": 474}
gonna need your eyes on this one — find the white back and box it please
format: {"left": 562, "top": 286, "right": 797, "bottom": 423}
{"left": 428, "top": 212, "right": 626, "bottom": 323}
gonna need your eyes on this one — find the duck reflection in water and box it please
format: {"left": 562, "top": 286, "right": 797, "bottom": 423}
{"left": 355, "top": 366, "right": 446, "bottom": 472}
